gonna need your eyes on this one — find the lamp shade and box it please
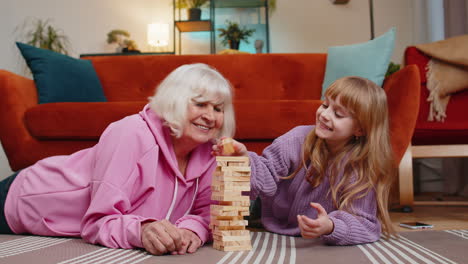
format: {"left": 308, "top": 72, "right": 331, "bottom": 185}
{"left": 147, "top": 23, "right": 169, "bottom": 47}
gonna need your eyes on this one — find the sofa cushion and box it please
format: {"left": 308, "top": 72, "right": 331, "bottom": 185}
{"left": 25, "top": 102, "right": 146, "bottom": 139}
{"left": 16, "top": 42, "right": 107, "bottom": 104}
{"left": 321, "top": 27, "right": 396, "bottom": 97}
{"left": 84, "top": 53, "right": 327, "bottom": 101}
{"left": 25, "top": 100, "right": 322, "bottom": 141}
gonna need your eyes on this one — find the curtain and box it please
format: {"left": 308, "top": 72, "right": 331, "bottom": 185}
{"left": 444, "top": 0, "right": 468, "bottom": 37}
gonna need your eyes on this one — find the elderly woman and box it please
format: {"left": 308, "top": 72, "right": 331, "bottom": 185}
{"left": 0, "top": 63, "right": 235, "bottom": 255}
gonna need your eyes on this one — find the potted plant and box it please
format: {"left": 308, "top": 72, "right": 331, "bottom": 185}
{"left": 17, "top": 18, "right": 70, "bottom": 54}
{"left": 217, "top": 20, "right": 255, "bottom": 50}
{"left": 175, "top": 0, "right": 209, "bottom": 20}
{"left": 385, "top": 62, "right": 401, "bottom": 78}
{"left": 106, "top": 29, "right": 140, "bottom": 53}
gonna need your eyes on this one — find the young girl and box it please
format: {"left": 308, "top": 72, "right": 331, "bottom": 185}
{"left": 214, "top": 76, "right": 396, "bottom": 245}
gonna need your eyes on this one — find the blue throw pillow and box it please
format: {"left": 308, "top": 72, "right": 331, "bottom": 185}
{"left": 16, "top": 42, "right": 106, "bottom": 104}
{"left": 321, "top": 27, "right": 396, "bottom": 97}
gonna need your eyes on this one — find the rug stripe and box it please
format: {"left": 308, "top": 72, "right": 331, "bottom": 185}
{"left": 253, "top": 232, "right": 270, "bottom": 264}
{"left": 0, "top": 236, "right": 71, "bottom": 257}
{"left": 0, "top": 236, "right": 51, "bottom": 252}
{"left": 83, "top": 248, "right": 137, "bottom": 264}
{"left": 0, "top": 236, "right": 65, "bottom": 250}
{"left": 228, "top": 250, "right": 245, "bottom": 264}
{"left": 399, "top": 235, "right": 457, "bottom": 264}
{"left": 105, "top": 250, "right": 141, "bottom": 264}
{"left": 240, "top": 232, "right": 263, "bottom": 264}
{"left": 265, "top": 233, "right": 278, "bottom": 264}
{"left": 0, "top": 238, "right": 69, "bottom": 255}
{"left": 75, "top": 248, "right": 127, "bottom": 264}
{"left": 0, "top": 236, "right": 40, "bottom": 248}
{"left": 379, "top": 239, "right": 419, "bottom": 264}
{"left": 357, "top": 244, "right": 380, "bottom": 264}
{"left": 277, "top": 235, "right": 287, "bottom": 264}
{"left": 374, "top": 241, "right": 405, "bottom": 264}
{"left": 366, "top": 243, "right": 393, "bottom": 264}
{"left": 57, "top": 248, "right": 110, "bottom": 264}
{"left": 445, "top": 230, "right": 468, "bottom": 240}
{"left": 289, "top": 236, "right": 296, "bottom": 264}
{"left": 217, "top": 251, "right": 234, "bottom": 264}
{"left": 121, "top": 254, "right": 152, "bottom": 264}
{"left": 390, "top": 239, "right": 437, "bottom": 264}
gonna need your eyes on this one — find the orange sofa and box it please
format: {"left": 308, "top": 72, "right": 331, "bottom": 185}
{"left": 0, "top": 54, "right": 420, "bottom": 172}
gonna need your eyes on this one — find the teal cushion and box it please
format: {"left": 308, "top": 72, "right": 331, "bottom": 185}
{"left": 321, "top": 27, "right": 396, "bottom": 97}
{"left": 16, "top": 42, "right": 106, "bottom": 104}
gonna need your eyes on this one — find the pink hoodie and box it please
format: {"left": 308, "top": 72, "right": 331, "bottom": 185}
{"left": 5, "top": 105, "right": 215, "bottom": 249}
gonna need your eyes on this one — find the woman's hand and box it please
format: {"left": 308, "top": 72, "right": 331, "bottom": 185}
{"left": 141, "top": 220, "right": 183, "bottom": 255}
{"left": 172, "top": 229, "right": 202, "bottom": 255}
{"left": 212, "top": 137, "right": 248, "bottom": 156}
{"left": 297, "top": 202, "right": 334, "bottom": 239}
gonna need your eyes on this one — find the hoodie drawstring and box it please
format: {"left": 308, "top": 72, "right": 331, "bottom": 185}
{"left": 165, "top": 177, "right": 199, "bottom": 220}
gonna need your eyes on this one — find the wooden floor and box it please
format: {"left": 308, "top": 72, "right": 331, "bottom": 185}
{"left": 390, "top": 205, "right": 468, "bottom": 232}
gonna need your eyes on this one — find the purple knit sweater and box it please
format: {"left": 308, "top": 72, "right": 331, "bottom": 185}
{"left": 248, "top": 125, "right": 381, "bottom": 245}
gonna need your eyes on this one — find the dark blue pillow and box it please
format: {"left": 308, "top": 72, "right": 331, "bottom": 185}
{"left": 16, "top": 42, "right": 107, "bottom": 104}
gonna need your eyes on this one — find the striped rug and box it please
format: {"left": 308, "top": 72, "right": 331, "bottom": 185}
{"left": 0, "top": 230, "right": 466, "bottom": 264}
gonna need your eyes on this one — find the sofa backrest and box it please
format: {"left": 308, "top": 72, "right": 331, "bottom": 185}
{"left": 83, "top": 53, "right": 327, "bottom": 102}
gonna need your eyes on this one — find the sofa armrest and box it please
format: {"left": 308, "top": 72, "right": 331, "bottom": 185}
{"left": 383, "top": 65, "right": 421, "bottom": 165}
{"left": 0, "top": 70, "right": 38, "bottom": 170}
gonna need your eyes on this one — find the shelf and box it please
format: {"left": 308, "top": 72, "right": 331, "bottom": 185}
{"left": 175, "top": 20, "right": 212, "bottom": 32}
{"left": 213, "top": 0, "right": 267, "bottom": 8}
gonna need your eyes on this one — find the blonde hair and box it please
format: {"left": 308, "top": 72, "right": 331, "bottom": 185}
{"left": 149, "top": 63, "right": 235, "bottom": 139}
{"left": 286, "top": 76, "right": 396, "bottom": 238}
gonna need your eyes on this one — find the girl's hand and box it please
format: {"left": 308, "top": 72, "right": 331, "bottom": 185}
{"left": 141, "top": 220, "right": 183, "bottom": 255}
{"left": 171, "top": 229, "right": 202, "bottom": 255}
{"left": 297, "top": 202, "right": 334, "bottom": 239}
{"left": 212, "top": 137, "right": 248, "bottom": 156}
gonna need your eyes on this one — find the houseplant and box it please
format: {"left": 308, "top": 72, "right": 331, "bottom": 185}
{"left": 106, "top": 29, "right": 139, "bottom": 53}
{"left": 175, "top": 0, "right": 209, "bottom": 20}
{"left": 385, "top": 62, "right": 401, "bottom": 78}
{"left": 217, "top": 20, "right": 255, "bottom": 50}
{"left": 17, "top": 18, "right": 70, "bottom": 55}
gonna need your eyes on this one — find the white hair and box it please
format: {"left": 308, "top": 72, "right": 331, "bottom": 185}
{"left": 149, "top": 63, "right": 235, "bottom": 139}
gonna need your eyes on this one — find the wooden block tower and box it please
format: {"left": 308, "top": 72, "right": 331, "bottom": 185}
{"left": 210, "top": 139, "right": 252, "bottom": 251}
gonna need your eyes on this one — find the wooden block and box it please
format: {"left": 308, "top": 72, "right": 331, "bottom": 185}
{"left": 213, "top": 175, "right": 251, "bottom": 182}
{"left": 210, "top": 208, "right": 246, "bottom": 217}
{"left": 221, "top": 138, "right": 235, "bottom": 155}
{"left": 227, "top": 161, "right": 247, "bottom": 166}
{"left": 212, "top": 190, "right": 244, "bottom": 197}
{"left": 216, "top": 156, "right": 250, "bottom": 163}
{"left": 213, "top": 229, "right": 250, "bottom": 236}
{"left": 212, "top": 225, "right": 246, "bottom": 231}
{"left": 210, "top": 204, "right": 249, "bottom": 213}
{"left": 211, "top": 219, "right": 248, "bottom": 227}
{"left": 211, "top": 185, "right": 251, "bottom": 192}
{"left": 240, "top": 211, "right": 250, "bottom": 216}
{"left": 213, "top": 242, "right": 252, "bottom": 251}
{"left": 211, "top": 215, "right": 245, "bottom": 221}
{"left": 214, "top": 169, "right": 251, "bottom": 177}
{"left": 219, "top": 201, "right": 250, "bottom": 206}
{"left": 210, "top": 210, "right": 239, "bottom": 217}
{"left": 211, "top": 181, "right": 250, "bottom": 191}
{"left": 212, "top": 193, "right": 250, "bottom": 202}
{"left": 212, "top": 234, "right": 251, "bottom": 242}
{"left": 221, "top": 166, "right": 251, "bottom": 172}
{"left": 214, "top": 239, "right": 251, "bottom": 247}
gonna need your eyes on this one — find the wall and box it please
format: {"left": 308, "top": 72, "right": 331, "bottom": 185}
{"left": 0, "top": 0, "right": 426, "bottom": 179}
